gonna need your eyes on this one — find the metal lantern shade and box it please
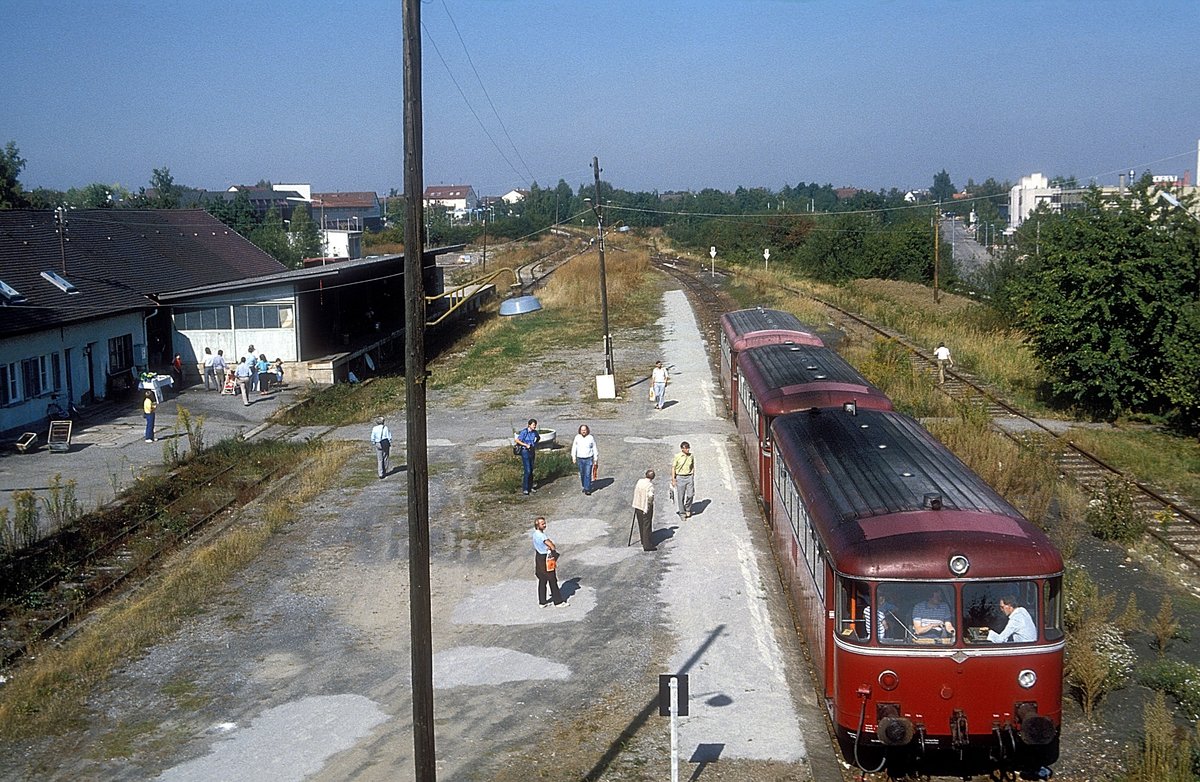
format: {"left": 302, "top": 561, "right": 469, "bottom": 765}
{"left": 499, "top": 295, "right": 543, "bottom": 316}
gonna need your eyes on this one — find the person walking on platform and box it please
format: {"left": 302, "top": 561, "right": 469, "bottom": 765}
{"left": 531, "top": 516, "right": 566, "bottom": 607}
{"left": 202, "top": 347, "right": 216, "bottom": 391}
{"left": 651, "top": 360, "right": 670, "bottom": 409}
{"left": 212, "top": 349, "right": 228, "bottom": 391}
{"left": 142, "top": 391, "right": 157, "bottom": 442}
{"left": 234, "top": 357, "right": 253, "bottom": 405}
{"left": 370, "top": 416, "right": 392, "bottom": 479}
{"left": 934, "top": 341, "right": 954, "bottom": 384}
{"left": 671, "top": 441, "right": 695, "bottom": 518}
{"left": 514, "top": 418, "right": 540, "bottom": 495}
{"left": 632, "top": 469, "right": 657, "bottom": 551}
{"left": 571, "top": 424, "right": 599, "bottom": 495}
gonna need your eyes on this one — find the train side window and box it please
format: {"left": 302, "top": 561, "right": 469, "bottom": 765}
{"left": 1043, "top": 577, "right": 1063, "bottom": 642}
{"left": 837, "top": 578, "right": 871, "bottom": 643}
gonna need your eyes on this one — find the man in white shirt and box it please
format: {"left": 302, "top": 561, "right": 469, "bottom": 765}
{"left": 988, "top": 596, "right": 1037, "bottom": 643}
{"left": 370, "top": 416, "right": 392, "bottom": 479}
{"left": 934, "top": 342, "right": 954, "bottom": 384}
{"left": 202, "top": 347, "right": 216, "bottom": 391}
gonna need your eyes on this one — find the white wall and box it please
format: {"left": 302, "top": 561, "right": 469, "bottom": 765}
{"left": 171, "top": 283, "right": 300, "bottom": 371}
{"left": 0, "top": 311, "right": 145, "bottom": 432}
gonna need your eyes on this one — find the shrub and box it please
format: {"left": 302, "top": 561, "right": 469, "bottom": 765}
{"left": 11, "top": 490, "right": 40, "bottom": 549}
{"left": 1119, "top": 691, "right": 1197, "bottom": 782}
{"left": 1150, "top": 596, "right": 1182, "bottom": 658}
{"left": 1085, "top": 477, "right": 1147, "bottom": 543}
{"left": 1137, "top": 659, "right": 1200, "bottom": 721}
{"left": 1066, "top": 622, "right": 1136, "bottom": 720}
{"left": 1114, "top": 593, "right": 1144, "bottom": 635}
{"left": 41, "top": 473, "right": 81, "bottom": 531}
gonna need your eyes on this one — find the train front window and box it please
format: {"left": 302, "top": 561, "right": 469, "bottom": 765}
{"left": 962, "top": 581, "right": 1041, "bottom": 645}
{"left": 838, "top": 580, "right": 960, "bottom": 646}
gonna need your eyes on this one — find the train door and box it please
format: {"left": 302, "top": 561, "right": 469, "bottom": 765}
{"left": 759, "top": 413, "right": 773, "bottom": 514}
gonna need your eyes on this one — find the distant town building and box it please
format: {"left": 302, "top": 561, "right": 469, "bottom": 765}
{"left": 501, "top": 188, "right": 529, "bottom": 204}
{"left": 423, "top": 185, "right": 478, "bottom": 221}
{"left": 310, "top": 192, "right": 382, "bottom": 232}
{"left": 834, "top": 187, "right": 860, "bottom": 200}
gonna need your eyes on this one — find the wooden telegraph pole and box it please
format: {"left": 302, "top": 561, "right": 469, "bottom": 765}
{"left": 402, "top": 0, "right": 436, "bottom": 779}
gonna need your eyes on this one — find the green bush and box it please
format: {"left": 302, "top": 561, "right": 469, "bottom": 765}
{"left": 1086, "top": 477, "right": 1147, "bottom": 543}
{"left": 1137, "top": 659, "right": 1200, "bottom": 721}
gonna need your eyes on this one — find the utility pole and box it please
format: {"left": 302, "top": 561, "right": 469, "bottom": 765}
{"left": 402, "top": 0, "right": 436, "bottom": 779}
{"left": 933, "top": 203, "right": 941, "bottom": 304}
{"left": 590, "top": 156, "right": 614, "bottom": 377}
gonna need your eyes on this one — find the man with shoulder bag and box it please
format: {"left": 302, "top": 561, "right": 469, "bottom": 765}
{"left": 370, "top": 416, "right": 392, "bottom": 479}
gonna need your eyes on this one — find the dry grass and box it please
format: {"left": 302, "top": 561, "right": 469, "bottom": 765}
{"left": 431, "top": 239, "right": 659, "bottom": 393}
{"left": 1064, "top": 426, "right": 1200, "bottom": 502}
{"left": 0, "top": 441, "right": 355, "bottom": 740}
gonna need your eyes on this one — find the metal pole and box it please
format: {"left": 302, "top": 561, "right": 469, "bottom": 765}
{"left": 402, "top": 0, "right": 436, "bottom": 779}
{"left": 933, "top": 203, "right": 940, "bottom": 303}
{"left": 592, "top": 156, "right": 614, "bottom": 377}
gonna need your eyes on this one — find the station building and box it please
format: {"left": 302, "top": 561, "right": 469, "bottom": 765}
{"left": 0, "top": 209, "right": 449, "bottom": 434}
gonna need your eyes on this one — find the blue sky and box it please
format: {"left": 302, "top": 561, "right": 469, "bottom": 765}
{"left": 2, "top": 0, "right": 1197, "bottom": 198}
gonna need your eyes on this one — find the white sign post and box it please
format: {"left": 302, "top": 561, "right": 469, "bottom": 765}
{"left": 763, "top": 247, "right": 770, "bottom": 272}
{"left": 709, "top": 245, "right": 716, "bottom": 278}
{"left": 669, "top": 677, "right": 679, "bottom": 782}
{"left": 659, "top": 674, "right": 689, "bottom": 782}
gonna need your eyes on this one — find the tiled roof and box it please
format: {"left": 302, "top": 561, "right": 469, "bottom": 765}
{"left": 423, "top": 185, "right": 473, "bottom": 200}
{"left": 0, "top": 209, "right": 286, "bottom": 336}
{"left": 311, "top": 192, "right": 380, "bottom": 209}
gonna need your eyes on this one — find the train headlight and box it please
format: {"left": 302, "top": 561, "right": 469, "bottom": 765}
{"left": 1018, "top": 669, "right": 1037, "bottom": 689}
{"left": 948, "top": 554, "right": 970, "bottom": 575}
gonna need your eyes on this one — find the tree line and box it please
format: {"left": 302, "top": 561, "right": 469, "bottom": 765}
{"left": 8, "top": 140, "right": 1195, "bottom": 428}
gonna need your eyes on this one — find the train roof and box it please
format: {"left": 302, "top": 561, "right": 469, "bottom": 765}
{"left": 771, "top": 408, "right": 1063, "bottom": 579}
{"left": 721, "top": 308, "right": 823, "bottom": 351}
{"left": 738, "top": 344, "right": 893, "bottom": 416}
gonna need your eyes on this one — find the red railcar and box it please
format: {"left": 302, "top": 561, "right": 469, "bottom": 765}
{"left": 768, "top": 407, "right": 1063, "bottom": 776}
{"left": 735, "top": 343, "right": 892, "bottom": 517}
{"left": 718, "top": 308, "right": 822, "bottom": 422}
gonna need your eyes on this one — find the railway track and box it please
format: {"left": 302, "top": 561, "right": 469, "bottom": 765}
{"left": 652, "top": 255, "right": 1200, "bottom": 571}
{"left": 0, "top": 421, "right": 330, "bottom": 667}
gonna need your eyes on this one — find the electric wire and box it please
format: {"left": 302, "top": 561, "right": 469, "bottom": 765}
{"left": 438, "top": 0, "right": 535, "bottom": 185}
{"left": 421, "top": 21, "right": 528, "bottom": 185}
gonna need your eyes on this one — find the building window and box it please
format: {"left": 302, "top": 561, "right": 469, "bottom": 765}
{"left": 21, "top": 357, "right": 43, "bottom": 398}
{"left": 234, "top": 304, "right": 293, "bottom": 330}
{"left": 0, "top": 363, "right": 15, "bottom": 405}
{"left": 108, "top": 334, "right": 134, "bottom": 374}
{"left": 175, "top": 306, "right": 232, "bottom": 331}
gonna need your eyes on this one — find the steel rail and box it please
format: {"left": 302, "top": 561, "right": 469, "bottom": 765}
{"left": 0, "top": 422, "right": 322, "bottom": 667}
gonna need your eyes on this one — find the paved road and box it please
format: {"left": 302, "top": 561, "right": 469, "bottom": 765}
{"left": 942, "top": 217, "right": 993, "bottom": 281}
{"left": 0, "top": 379, "right": 304, "bottom": 525}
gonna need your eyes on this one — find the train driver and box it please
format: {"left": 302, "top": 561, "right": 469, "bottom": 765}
{"left": 912, "top": 587, "right": 955, "bottom": 639}
{"left": 987, "top": 595, "right": 1037, "bottom": 643}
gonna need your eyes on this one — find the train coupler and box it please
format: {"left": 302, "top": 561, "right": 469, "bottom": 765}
{"left": 950, "top": 708, "right": 969, "bottom": 749}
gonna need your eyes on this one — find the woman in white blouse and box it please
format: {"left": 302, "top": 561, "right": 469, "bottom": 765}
{"left": 571, "top": 424, "right": 599, "bottom": 495}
